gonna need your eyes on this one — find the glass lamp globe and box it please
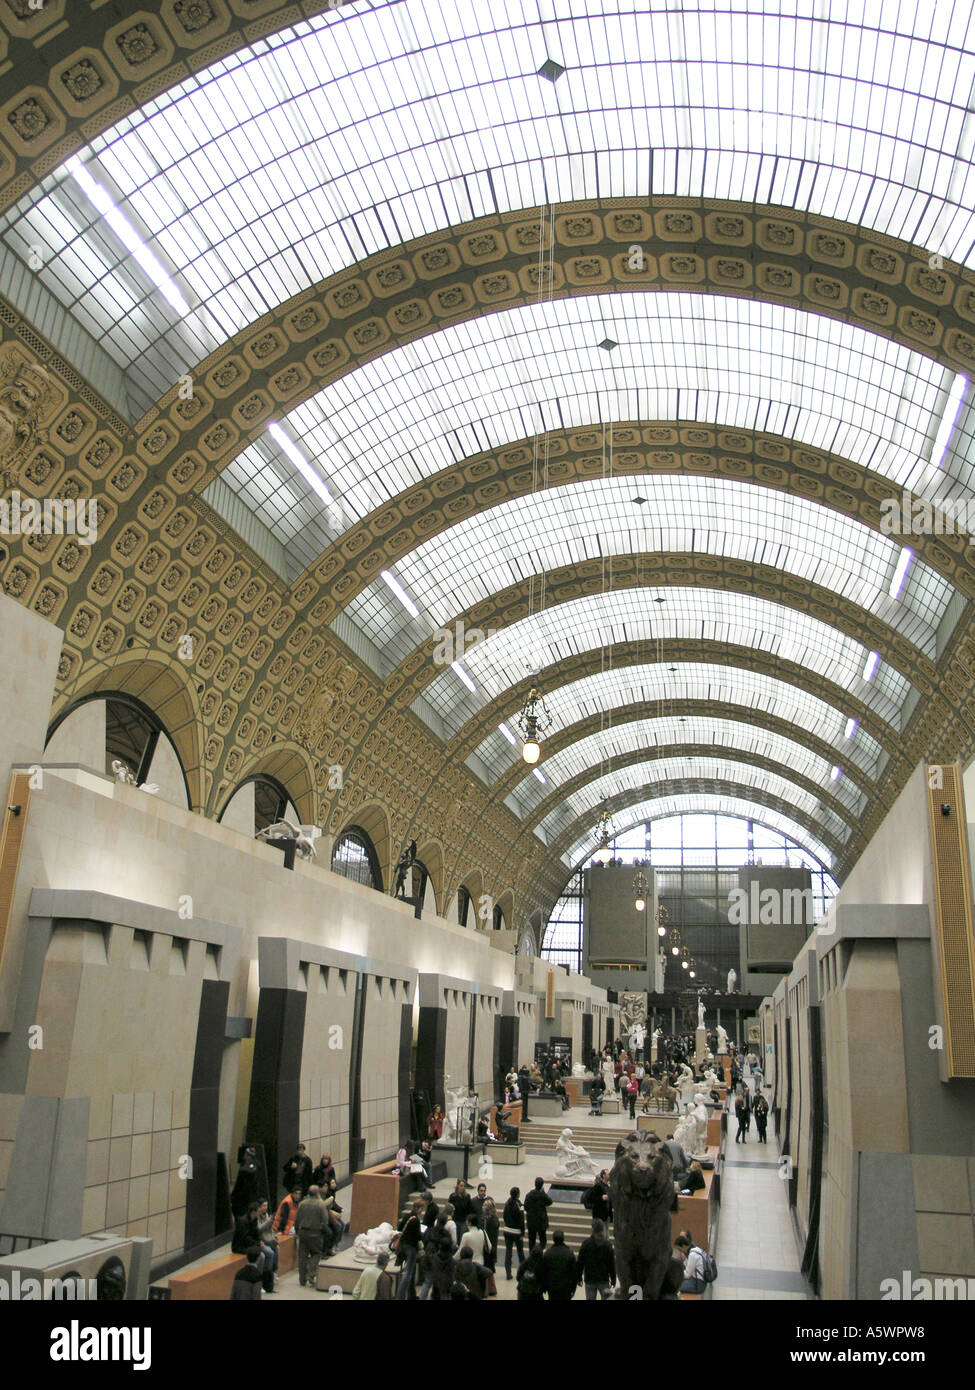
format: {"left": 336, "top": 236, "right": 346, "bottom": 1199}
{"left": 522, "top": 738, "right": 540, "bottom": 765}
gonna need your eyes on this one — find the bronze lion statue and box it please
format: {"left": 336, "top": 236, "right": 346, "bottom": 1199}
{"left": 609, "top": 1130, "right": 677, "bottom": 1299}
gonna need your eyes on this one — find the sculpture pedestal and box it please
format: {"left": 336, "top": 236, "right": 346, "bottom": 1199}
{"left": 695, "top": 1027, "right": 707, "bottom": 1064}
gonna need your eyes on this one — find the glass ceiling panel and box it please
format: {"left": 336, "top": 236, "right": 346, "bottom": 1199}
{"left": 562, "top": 793, "right": 836, "bottom": 870}
{"left": 537, "top": 758, "right": 852, "bottom": 846}
{"left": 473, "top": 660, "right": 885, "bottom": 782}
{"left": 5, "top": 2, "right": 975, "bottom": 409}
{"left": 511, "top": 715, "right": 867, "bottom": 820}
{"left": 421, "top": 587, "right": 910, "bottom": 737}
{"left": 344, "top": 475, "right": 950, "bottom": 665}
{"left": 219, "top": 292, "right": 965, "bottom": 577}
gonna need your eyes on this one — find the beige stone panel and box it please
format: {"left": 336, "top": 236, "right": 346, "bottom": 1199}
{"left": 0, "top": 1093, "right": 24, "bottom": 1141}
{"left": 0, "top": 1139, "right": 12, "bottom": 1192}
{"left": 111, "top": 1092, "right": 134, "bottom": 1138}
{"left": 105, "top": 1180, "right": 129, "bottom": 1230}
{"left": 169, "top": 1128, "right": 189, "bottom": 1168}
{"left": 126, "top": 1218, "right": 148, "bottom": 1238}
{"left": 917, "top": 1213, "right": 975, "bottom": 1275}
{"left": 145, "top": 733, "right": 189, "bottom": 810}
{"left": 88, "top": 1095, "right": 111, "bottom": 1142}
{"left": 43, "top": 698, "right": 105, "bottom": 771}
{"left": 150, "top": 1131, "right": 170, "bottom": 1174}
{"left": 85, "top": 1138, "right": 109, "bottom": 1186}
{"left": 133, "top": 1091, "right": 154, "bottom": 1135}
{"left": 219, "top": 780, "right": 255, "bottom": 837}
{"left": 913, "top": 1155, "right": 972, "bottom": 1213}
{"left": 844, "top": 942, "right": 909, "bottom": 1153}
{"left": 172, "top": 1091, "right": 190, "bottom": 1128}
{"left": 108, "top": 1136, "right": 131, "bottom": 1182}
{"left": 81, "top": 1184, "right": 106, "bottom": 1234}
{"left": 153, "top": 1092, "right": 172, "bottom": 1132}
{"left": 128, "top": 1176, "right": 149, "bottom": 1221}
{"left": 147, "top": 1211, "right": 168, "bottom": 1252}
{"left": 148, "top": 1172, "right": 169, "bottom": 1217}
{"left": 129, "top": 1132, "right": 150, "bottom": 1179}
{"left": 165, "top": 1210, "right": 184, "bottom": 1255}
{"left": 168, "top": 1170, "right": 184, "bottom": 1209}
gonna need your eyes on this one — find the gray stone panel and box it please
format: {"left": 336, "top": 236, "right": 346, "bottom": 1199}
{"left": 898, "top": 938, "right": 975, "bottom": 1155}
{"left": 855, "top": 1150, "right": 918, "bottom": 1299}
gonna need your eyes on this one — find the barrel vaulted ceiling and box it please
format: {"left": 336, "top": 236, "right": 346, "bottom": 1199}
{"left": 3, "top": 1, "right": 975, "bottom": 929}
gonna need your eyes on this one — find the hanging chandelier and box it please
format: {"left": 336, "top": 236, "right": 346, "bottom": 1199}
{"left": 594, "top": 804, "right": 614, "bottom": 864}
{"left": 517, "top": 685, "right": 552, "bottom": 765}
{"left": 656, "top": 903, "right": 669, "bottom": 938}
{"left": 633, "top": 867, "right": 649, "bottom": 912}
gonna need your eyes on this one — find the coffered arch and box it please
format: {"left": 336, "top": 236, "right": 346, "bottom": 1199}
{"left": 288, "top": 425, "right": 975, "bottom": 633}
{"left": 380, "top": 554, "right": 939, "bottom": 715}
{"left": 492, "top": 707, "right": 874, "bottom": 809}
{"left": 512, "top": 745, "right": 857, "bottom": 849}
{"left": 547, "top": 783, "right": 843, "bottom": 878}
{"left": 449, "top": 640, "right": 905, "bottom": 768}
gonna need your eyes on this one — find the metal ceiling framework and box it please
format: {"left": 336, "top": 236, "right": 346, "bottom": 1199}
{"left": 3, "top": 2, "right": 975, "bottom": 931}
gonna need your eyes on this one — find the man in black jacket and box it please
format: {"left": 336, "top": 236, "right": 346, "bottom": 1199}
{"left": 583, "top": 1171, "right": 612, "bottom": 1226}
{"left": 524, "top": 1176, "right": 553, "bottom": 1251}
{"left": 577, "top": 1219, "right": 616, "bottom": 1300}
{"left": 541, "top": 1230, "right": 577, "bottom": 1301}
{"left": 282, "top": 1143, "right": 313, "bottom": 1196}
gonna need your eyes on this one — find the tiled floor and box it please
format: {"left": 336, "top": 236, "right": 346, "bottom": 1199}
{"left": 711, "top": 1094, "right": 814, "bottom": 1301}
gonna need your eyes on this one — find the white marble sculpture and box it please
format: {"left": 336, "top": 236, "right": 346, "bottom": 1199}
{"left": 440, "top": 1081, "right": 469, "bottom": 1144}
{"left": 572, "top": 1062, "right": 587, "bottom": 1078}
{"left": 628, "top": 1022, "right": 646, "bottom": 1053}
{"left": 601, "top": 1058, "right": 616, "bottom": 1093}
{"left": 111, "top": 760, "right": 159, "bottom": 795}
{"left": 673, "top": 1112, "right": 698, "bottom": 1159}
{"left": 717, "top": 1024, "right": 729, "bottom": 1055}
{"left": 554, "top": 1128, "right": 602, "bottom": 1178}
{"left": 682, "top": 1099, "right": 708, "bottom": 1156}
{"left": 651, "top": 1027, "right": 662, "bottom": 1061}
{"left": 704, "top": 1066, "right": 720, "bottom": 1089}
{"left": 727, "top": 968, "right": 738, "bottom": 994}
{"left": 654, "top": 948, "right": 667, "bottom": 994}
{"left": 697, "top": 997, "right": 705, "bottom": 1029}
{"left": 353, "top": 1221, "right": 396, "bottom": 1263}
{"left": 255, "top": 818, "right": 322, "bottom": 861}
{"left": 676, "top": 1062, "right": 696, "bottom": 1111}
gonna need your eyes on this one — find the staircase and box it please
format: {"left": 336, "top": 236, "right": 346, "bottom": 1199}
{"left": 538, "top": 1200, "right": 602, "bottom": 1252}
{"left": 520, "top": 1120, "right": 638, "bottom": 1158}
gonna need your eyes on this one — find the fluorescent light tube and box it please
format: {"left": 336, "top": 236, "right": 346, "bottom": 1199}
{"left": 67, "top": 156, "right": 190, "bottom": 316}
{"left": 268, "top": 422, "right": 334, "bottom": 506}
{"left": 379, "top": 569, "right": 420, "bottom": 618}
{"left": 451, "top": 661, "right": 476, "bottom": 693}
{"left": 889, "top": 546, "right": 912, "bottom": 599}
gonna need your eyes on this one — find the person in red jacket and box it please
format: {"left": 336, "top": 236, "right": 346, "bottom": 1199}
{"left": 273, "top": 1187, "right": 302, "bottom": 1236}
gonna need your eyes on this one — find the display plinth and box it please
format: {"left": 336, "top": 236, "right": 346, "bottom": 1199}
{"left": 695, "top": 1026, "right": 707, "bottom": 1064}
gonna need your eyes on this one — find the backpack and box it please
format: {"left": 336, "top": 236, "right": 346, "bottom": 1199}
{"left": 698, "top": 1247, "right": 718, "bottom": 1283}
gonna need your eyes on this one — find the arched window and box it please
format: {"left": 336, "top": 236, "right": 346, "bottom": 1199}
{"left": 45, "top": 692, "right": 191, "bottom": 808}
{"left": 493, "top": 903, "right": 506, "bottom": 931}
{"left": 456, "top": 886, "right": 473, "bottom": 927}
{"left": 331, "top": 826, "right": 383, "bottom": 891}
{"left": 217, "top": 774, "right": 299, "bottom": 834}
